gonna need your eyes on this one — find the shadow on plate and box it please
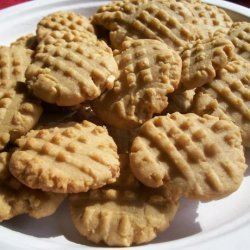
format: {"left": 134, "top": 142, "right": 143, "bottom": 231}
{"left": 1, "top": 200, "right": 95, "bottom": 247}
{"left": 2, "top": 197, "right": 201, "bottom": 246}
{"left": 1, "top": 196, "right": 201, "bottom": 247}
{"left": 153, "top": 198, "right": 201, "bottom": 243}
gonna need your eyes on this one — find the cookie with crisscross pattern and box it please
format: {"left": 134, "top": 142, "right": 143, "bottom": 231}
{"left": 180, "top": 36, "right": 235, "bottom": 89}
{"left": 70, "top": 154, "right": 179, "bottom": 246}
{"left": 92, "top": 0, "right": 198, "bottom": 50}
{"left": 93, "top": 39, "right": 182, "bottom": 129}
{"left": 130, "top": 112, "right": 247, "bottom": 201}
{"left": 9, "top": 121, "right": 120, "bottom": 193}
{"left": 0, "top": 152, "right": 65, "bottom": 222}
{"left": 0, "top": 87, "right": 42, "bottom": 150}
{"left": 227, "top": 22, "right": 250, "bottom": 62}
{"left": 37, "top": 30, "right": 97, "bottom": 48}
{"left": 0, "top": 46, "right": 32, "bottom": 89}
{"left": 192, "top": 58, "right": 250, "bottom": 147}
{"left": 26, "top": 37, "right": 118, "bottom": 106}
{"left": 37, "top": 11, "right": 94, "bottom": 42}
{"left": 181, "top": 1, "right": 233, "bottom": 39}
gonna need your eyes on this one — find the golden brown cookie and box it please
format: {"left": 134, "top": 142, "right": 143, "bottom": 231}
{"left": 0, "top": 86, "right": 42, "bottom": 150}
{"left": 70, "top": 154, "right": 179, "bottom": 246}
{"left": 11, "top": 34, "right": 38, "bottom": 50}
{"left": 0, "top": 46, "right": 32, "bottom": 89}
{"left": 93, "top": 39, "right": 182, "bottom": 129}
{"left": 37, "top": 11, "right": 94, "bottom": 42}
{"left": 0, "top": 152, "right": 65, "bottom": 222}
{"left": 130, "top": 113, "right": 247, "bottom": 201}
{"left": 180, "top": 36, "right": 235, "bottom": 90}
{"left": 166, "top": 89, "right": 195, "bottom": 113}
{"left": 92, "top": 0, "right": 198, "bottom": 50}
{"left": 181, "top": 1, "right": 233, "bottom": 39}
{"left": 9, "top": 121, "right": 120, "bottom": 193}
{"left": 227, "top": 22, "right": 250, "bottom": 62}
{"left": 26, "top": 35, "right": 118, "bottom": 106}
{"left": 191, "top": 58, "right": 250, "bottom": 147}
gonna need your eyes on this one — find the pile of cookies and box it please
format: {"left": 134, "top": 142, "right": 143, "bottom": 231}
{"left": 0, "top": 0, "right": 249, "bottom": 247}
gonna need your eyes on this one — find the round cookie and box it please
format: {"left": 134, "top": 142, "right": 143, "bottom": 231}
{"left": 25, "top": 33, "right": 118, "bottom": 106}
{"left": 9, "top": 121, "right": 120, "bottom": 193}
{"left": 93, "top": 39, "right": 182, "bottom": 129}
{"left": 0, "top": 152, "right": 65, "bottom": 222}
{"left": 180, "top": 36, "right": 235, "bottom": 90}
{"left": 37, "top": 11, "right": 94, "bottom": 42}
{"left": 92, "top": 0, "right": 198, "bottom": 50}
{"left": 0, "top": 87, "right": 42, "bottom": 150}
{"left": 227, "top": 22, "right": 250, "bottom": 62}
{"left": 130, "top": 112, "right": 247, "bottom": 201}
{"left": 70, "top": 154, "right": 179, "bottom": 246}
{"left": 191, "top": 57, "right": 250, "bottom": 147}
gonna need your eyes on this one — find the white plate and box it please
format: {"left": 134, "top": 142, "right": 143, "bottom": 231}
{"left": 0, "top": 0, "right": 249, "bottom": 249}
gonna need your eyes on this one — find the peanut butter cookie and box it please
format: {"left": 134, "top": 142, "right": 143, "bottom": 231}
{"left": 70, "top": 154, "right": 179, "bottom": 246}
{"left": 130, "top": 113, "right": 247, "bottom": 201}
{"left": 0, "top": 152, "right": 65, "bottom": 222}
{"left": 9, "top": 121, "right": 120, "bottom": 193}
{"left": 93, "top": 39, "right": 182, "bottom": 129}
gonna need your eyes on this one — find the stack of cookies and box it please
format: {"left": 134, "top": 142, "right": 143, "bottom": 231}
{"left": 0, "top": 0, "right": 249, "bottom": 247}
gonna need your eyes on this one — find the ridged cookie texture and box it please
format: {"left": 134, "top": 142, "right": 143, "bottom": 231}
{"left": 227, "top": 22, "right": 250, "bottom": 62}
{"left": 181, "top": 1, "right": 233, "bottom": 39}
{"left": 37, "top": 11, "right": 94, "bottom": 42}
{"left": 92, "top": 0, "right": 198, "bottom": 50}
{"left": 0, "top": 46, "right": 32, "bottom": 89}
{"left": 130, "top": 113, "right": 247, "bottom": 201}
{"left": 0, "top": 152, "right": 65, "bottom": 222}
{"left": 37, "top": 30, "right": 97, "bottom": 47}
{"left": 93, "top": 39, "right": 182, "bottom": 129}
{"left": 26, "top": 34, "right": 118, "bottom": 106}
{"left": 191, "top": 58, "right": 250, "bottom": 147}
{"left": 0, "top": 87, "right": 42, "bottom": 150}
{"left": 70, "top": 154, "right": 179, "bottom": 246}
{"left": 180, "top": 36, "right": 235, "bottom": 90}
{"left": 9, "top": 121, "right": 120, "bottom": 193}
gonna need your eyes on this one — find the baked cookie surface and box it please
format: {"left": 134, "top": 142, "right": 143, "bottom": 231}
{"left": 130, "top": 113, "right": 247, "bottom": 201}
{"left": 192, "top": 58, "right": 250, "bottom": 147}
{"left": 227, "top": 22, "right": 250, "bottom": 62}
{"left": 0, "top": 152, "right": 64, "bottom": 222}
{"left": 0, "top": 46, "right": 32, "bottom": 89}
{"left": 26, "top": 33, "right": 118, "bottom": 106}
{"left": 70, "top": 154, "right": 179, "bottom": 246}
{"left": 180, "top": 36, "right": 235, "bottom": 89}
{"left": 9, "top": 121, "right": 120, "bottom": 193}
{"left": 93, "top": 39, "right": 182, "bottom": 129}
{"left": 37, "top": 11, "right": 94, "bottom": 42}
{"left": 92, "top": 0, "right": 198, "bottom": 50}
{"left": 0, "top": 87, "right": 42, "bottom": 150}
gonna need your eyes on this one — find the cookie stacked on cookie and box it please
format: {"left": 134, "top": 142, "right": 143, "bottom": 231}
{"left": 0, "top": 0, "right": 249, "bottom": 247}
